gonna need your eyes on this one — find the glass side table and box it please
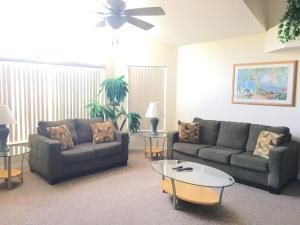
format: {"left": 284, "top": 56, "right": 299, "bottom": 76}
{"left": 0, "top": 146, "right": 30, "bottom": 189}
{"left": 139, "top": 132, "right": 167, "bottom": 160}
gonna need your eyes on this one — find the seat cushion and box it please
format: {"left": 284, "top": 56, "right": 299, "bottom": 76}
{"left": 231, "top": 152, "right": 269, "bottom": 172}
{"left": 193, "top": 118, "right": 220, "bottom": 145}
{"left": 173, "top": 143, "right": 212, "bottom": 157}
{"left": 89, "top": 142, "right": 122, "bottom": 158}
{"left": 38, "top": 119, "right": 78, "bottom": 145}
{"left": 246, "top": 124, "right": 270, "bottom": 152}
{"left": 198, "top": 146, "right": 242, "bottom": 164}
{"left": 61, "top": 144, "right": 95, "bottom": 164}
{"left": 75, "top": 118, "right": 103, "bottom": 143}
{"left": 216, "top": 121, "right": 250, "bottom": 150}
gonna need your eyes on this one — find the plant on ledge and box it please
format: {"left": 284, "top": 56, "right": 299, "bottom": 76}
{"left": 278, "top": 0, "right": 300, "bottom": 43}
{"left": 86, "top": 75, "right": 141, "bottom": 134}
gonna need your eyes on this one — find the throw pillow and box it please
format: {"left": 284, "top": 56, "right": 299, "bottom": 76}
{"left": 178, "top": 120, "right": 200, "bottom": 144}
{"left": 253, "top": 131, "right": 283, "bottom": 159}
{"left": 47, "top": 125, "right": 74, "bottom": 150}
{"left": 90, "top": 121, "right": 115, "bottom": 144}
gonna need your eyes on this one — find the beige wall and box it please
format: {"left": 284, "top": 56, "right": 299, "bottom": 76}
{"left": 177, "top": 34, "right": 300, "bottom": 141}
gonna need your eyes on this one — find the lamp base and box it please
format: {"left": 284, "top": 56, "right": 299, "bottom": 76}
{"left": 0, "top": 125, "right": 9, "bottom": 150}
{"left": 150, "top": 118, "right": 159, "bottom": 135}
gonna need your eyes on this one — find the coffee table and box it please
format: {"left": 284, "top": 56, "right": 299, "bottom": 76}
{"left": 0, "top": 146, "right": 30, "bottom": 189}
{"left": 152, "top": 160, "right": 234, "bottom": 213}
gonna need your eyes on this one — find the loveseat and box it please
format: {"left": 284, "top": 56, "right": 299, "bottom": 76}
{"left": 29, "top": 118, "right": 128, "bottom": 184}
{"left": 167, "top": 118, "right": 299, "bottom": 193}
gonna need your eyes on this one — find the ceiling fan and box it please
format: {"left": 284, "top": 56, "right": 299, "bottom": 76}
{"left": 95, "top": 0, "right": 165, "bottom": 30}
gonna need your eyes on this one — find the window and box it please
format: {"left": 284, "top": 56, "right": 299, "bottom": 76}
{"left": 0, "top": 61, "right": 105, "bottom": 144}
{"left": 128, "top": 66, "right": 166, "bottom": 131}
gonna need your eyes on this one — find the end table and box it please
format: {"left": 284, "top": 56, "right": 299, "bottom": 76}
{"left": 139, "top": 132, "right": 167, "bottom": 160}
{"left": 0, "top": 145, "right": 30, "bottom": 189}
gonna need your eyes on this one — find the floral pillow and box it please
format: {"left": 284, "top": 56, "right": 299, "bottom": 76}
{"left": 90, "top": 121, "right": 115, "bottom": 144}
{"left": 47, "top": 125, "right": 74, "bottom": 150}
{"left": 253, "top": 131, "right": 283, "bottom": 159}
{"left": 178, "top": 120, "right": 200, "bottom": 144}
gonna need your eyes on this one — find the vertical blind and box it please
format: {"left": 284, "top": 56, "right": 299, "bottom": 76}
{"left": 0, "top": 61, "right": 105, "bottom": 144}
{"left": 128, "top": 66, "right": 166, "bottom": 131}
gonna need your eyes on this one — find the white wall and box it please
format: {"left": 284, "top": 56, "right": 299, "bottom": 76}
{"left": 177, "top": 34, "right": 300, "bottom": 141}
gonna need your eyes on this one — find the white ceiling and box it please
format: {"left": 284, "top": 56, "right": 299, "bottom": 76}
{"left": 121, "top": 0, "right": 267, "bottom": 45}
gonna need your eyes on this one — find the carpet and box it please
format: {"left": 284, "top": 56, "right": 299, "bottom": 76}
{"left": 0, "top": 151, "right": 300, "bottom": 225}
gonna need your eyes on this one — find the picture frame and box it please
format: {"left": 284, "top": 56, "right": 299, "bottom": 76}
{"left": 232, "top": 61, "right": 298, "bottom": 107}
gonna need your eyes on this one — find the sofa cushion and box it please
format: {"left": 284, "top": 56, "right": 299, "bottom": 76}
{"left": 246, "top": 124, "right": 270, "bottom": 152}
{"left": 267, "top": 126, "right": 291, "bottom": 143}
{"left": 231, "top": 152, "right": 269, "bottom": 172}
{"left": 38, "top": 119, "right": 78, "bottom": 145}
{"left": 198, "top": 146, "right": 242, "bottom": 164}
{"left": 193, "top": 118, "right": 220, "bottom": 145}
{"left": 47, "top": 125, "right": 74, "bottom": 150}
{"left": 216, "top": 121, "right": 250, "bottom": 150}
{"left": 75, "top": 118, "right": 103, "bottom": 143}
{"left": 178, "top": 121, "right": 200, "bottom": 144}
{"left": 173, "top": 143, "right": 212, "bottom": 157}
{"left": 61, "top": 144, "right": 95, "bottom": 164}
{"left": 89, "top": 142, "right": 122, "bottom": 158}
{"left": 253, "top": 131, "right": 283, "bottom": 159}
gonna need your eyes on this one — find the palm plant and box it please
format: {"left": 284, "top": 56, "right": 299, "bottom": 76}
{"left": 86, "top": 75, "right": 141, "bottom": 134}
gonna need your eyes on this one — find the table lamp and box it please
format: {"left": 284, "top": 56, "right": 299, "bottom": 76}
{"left": 145, "top": 102, "right": 160, "bottom": 135}
{"left": 0, "top": 105, "right": 16, "bottom": 150}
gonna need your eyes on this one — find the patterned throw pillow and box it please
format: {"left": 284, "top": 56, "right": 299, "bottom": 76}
{"left": 253, "top": 131, "right": 283, "bottom": 159}
{"left": 47, "top": 125, "right": 74, "bottom": 150}
{"left": 90, "top": 121, "right": 115, "bottom": 144}
{"left": 178, "top": 120, "right": 200, "bottom": 144}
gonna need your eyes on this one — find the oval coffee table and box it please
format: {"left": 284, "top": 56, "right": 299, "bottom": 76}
{"left": 152, "top": 160, "right": 234, "bottom": 213}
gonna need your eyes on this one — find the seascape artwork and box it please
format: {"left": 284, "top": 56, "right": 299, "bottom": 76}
{"left": 232, "top": 61, "right": 297, "bottom": 106}
{"left": 237, "top": 67, "right": 288, "bottom": 101}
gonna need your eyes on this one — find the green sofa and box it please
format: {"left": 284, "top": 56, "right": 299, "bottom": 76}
{"left": 29, "top": 118, "right": 129, "bottom": 184}
{"left": 167, "top": 118, "right": 299, "bottom": 193}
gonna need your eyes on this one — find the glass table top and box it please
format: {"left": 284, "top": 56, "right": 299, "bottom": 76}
{"left": 139, "top": 132, "right": 167, "bottom": 138}
{"left": 152, "top": 160, "right": 234, "bottom": 188}
{"left": 0, "top": 146, "right": 30, "bottom": 157}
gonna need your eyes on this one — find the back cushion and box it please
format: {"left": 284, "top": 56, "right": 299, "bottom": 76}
{"left": 246, "top": 124, "right": 270, "bottom": 152}
{"left": 193, "top": 118, "right": 220, "bottom": 145}
{"left": 267, "top": 126, "right": 291, "bottom": 143}
{"left": 38, "top": 119, "right": 78, "bottom": 145}
{"left": 216, "top": 121, "right": 250, "bottom": 150}
{"left": 75, "top": 118, "right": 103, "bottom": 143}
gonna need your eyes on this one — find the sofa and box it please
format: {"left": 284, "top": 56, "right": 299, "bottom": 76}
{"left": 29, "top": 118, "right": 129, "bottom": 184}
{"left": 167, "top": 118, "right": 299, "bottom": 193}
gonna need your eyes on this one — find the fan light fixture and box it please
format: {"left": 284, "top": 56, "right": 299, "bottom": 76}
{"left": 95, "top": 0, "right": 165, "bottom": 30}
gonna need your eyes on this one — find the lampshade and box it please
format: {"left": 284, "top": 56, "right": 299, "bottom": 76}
{"left": 0, "top": 105, "right": 16, "bottom": 125}
{"left": 145, "top": 102, "right": 160, "bottom": 118}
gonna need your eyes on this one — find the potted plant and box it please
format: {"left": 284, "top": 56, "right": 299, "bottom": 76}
{"left": 86, "top": 75, "right": 141, "bottom": 134}
{"left": 278, "top": 0, "right": 300, "bottom": 43}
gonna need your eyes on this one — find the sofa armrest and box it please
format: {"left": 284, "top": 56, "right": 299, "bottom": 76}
{"left": 114, "top": 130, "right": 129, "bottom": 162}
{"left": 29, "top": 134, "right": 62, "bottom": 182}
{"left": 167, "top": 131, "right": 179, "bottom": 159}
{"left": 268, "top": 142, "right": 298, "bottom": 189}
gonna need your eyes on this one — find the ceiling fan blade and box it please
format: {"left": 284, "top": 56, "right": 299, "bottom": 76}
{"left": 124, "top": 7, "right": 165, "bottom": 16}
{"left": 126, "top": 17, "right": 154, "bottom": 30}
{"left": 96, "top": 19, "right": 106, "bottom": 27}
{"left": 106, "top": 0, "right": 126, "bottom": 11}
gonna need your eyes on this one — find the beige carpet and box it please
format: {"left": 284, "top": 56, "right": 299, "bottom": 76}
{"left": 0, "top": 151, "right": 300, "bottom": 225}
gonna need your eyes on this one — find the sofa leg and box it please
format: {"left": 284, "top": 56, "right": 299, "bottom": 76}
{"left": 48, "top": 179, "right": 59, "bottom": 185}
{"left": 269, "top": 188, "right": 281, "bottom": 195}
{"left": 121, "top": 161, "right": 128, "bottom": 166}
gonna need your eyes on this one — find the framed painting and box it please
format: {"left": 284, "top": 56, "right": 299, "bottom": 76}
{"left": 232, "top": 61, "right": 297, "bottom": 106}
